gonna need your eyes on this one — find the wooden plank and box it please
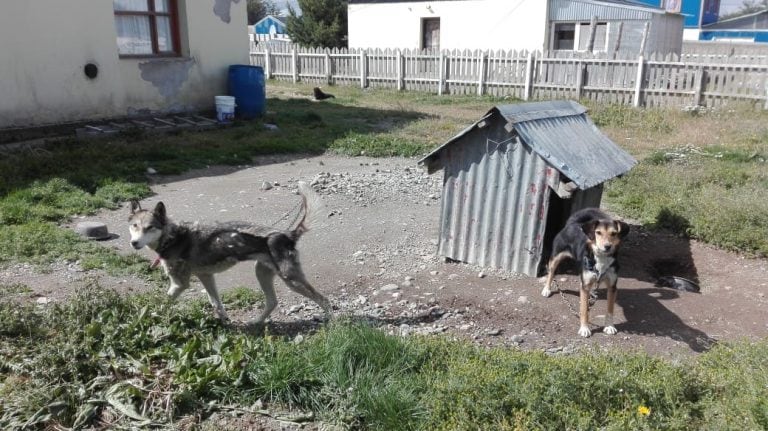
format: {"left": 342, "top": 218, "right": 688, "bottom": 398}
{"left": 477, "top": 51, "right": 486, "bottom": 96}
{"left": 174, "top": 116, "right": 198, "bottom": 125}
{"left": 292, "top": 48, "right": 298, "bottom": 83}
{"left": 612, "top": 22, "right": 624, "bottom": 58}
{"left": 524, "top": 51, "right": 534, "bottom": 101}
{"left": 575, "top": 62, "right": 585, "bottom": 100}
{"left": 247, "top": 44, "right": 768, "bottom": 109}
{"left": 634, "top": 55, "right": 645, "bottom": 107}
{"left": 639, "top": 22, "right": 650, "bottom": 56}
{"left": 153, "top": 118, "right": 176, "bottom": 126}
{"left": 693, "top": 68, "right": 705, "bottom": 106}
{"left": 264, "top": 48, "right": 271, "bottom": 79}
{"left": 438, "top": 51, "right": 445, "bottom": 95}
{"left": 361, "top": 50, "right": 368, "bottom": 89}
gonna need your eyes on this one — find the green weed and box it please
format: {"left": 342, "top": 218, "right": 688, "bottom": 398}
{"left": 423, "top": 346, "right": 701, "bottom": 430}
{"left": 1, "top": 287, "right": 767, "bottom": 430}
{"left": 221, "top": 286, "right": 264, "bottom": 309}
{"left": 695, "top": 342, "right": 768, "bottom": 430}
{"left": 0, "top": 282, "right": 32, "bottom": 296}
{"left": 589, "top": 103, "right": 673, "bottom": 134}
{"left": 329, "top": 131, "right": 427, "bottom": 157}
{"left": 606, "top": 144, "right": 768, "bottom": 256}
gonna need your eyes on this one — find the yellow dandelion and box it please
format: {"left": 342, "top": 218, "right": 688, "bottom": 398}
{"left": 637, "top": 405, "right": 651, "bottom": 416}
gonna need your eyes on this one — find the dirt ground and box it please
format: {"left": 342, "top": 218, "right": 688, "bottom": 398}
{"left": 4, "top": 154, "right": 767, "bottom": 361}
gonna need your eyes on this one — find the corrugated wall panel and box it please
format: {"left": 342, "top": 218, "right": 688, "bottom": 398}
{"left": 437, "top": 127, "right": 551, "bottom": 276}
{"left": 549, "top": 0, "right": 653, "bottom": 21}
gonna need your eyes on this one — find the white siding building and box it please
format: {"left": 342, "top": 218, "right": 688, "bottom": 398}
{"left": 348, "top": 0, "right": 549, "bottom": 51}
{"left": 348, "top": 0, "right": 683, "bottom": 56}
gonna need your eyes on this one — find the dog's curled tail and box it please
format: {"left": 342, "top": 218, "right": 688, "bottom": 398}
{"left": 293, "top": 181, "right": 325, "bottom": 238}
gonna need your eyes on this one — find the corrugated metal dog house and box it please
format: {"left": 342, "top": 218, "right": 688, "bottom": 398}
{"left": 418, "top": 100, "right": 636, "bottom": 277}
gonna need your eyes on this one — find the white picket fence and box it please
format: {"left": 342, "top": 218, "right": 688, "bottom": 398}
{"left": 249, "top": 45, "right": 768, "bottom": 109}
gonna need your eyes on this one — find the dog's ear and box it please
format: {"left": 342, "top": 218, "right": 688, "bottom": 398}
{"left": 153, "top": 202, "right": 167, "bottom": 224}
{"left": 615, "top": 220, "right": 630, "bottom": 238}
{"left": 129, "top": 200, "right": 141, "bottom": 215}
{"left": 580, "top": 220, "right": 598, "bottom": 240}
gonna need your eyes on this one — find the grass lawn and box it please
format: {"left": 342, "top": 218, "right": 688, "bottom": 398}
{"left": 1, "top": 83, "right": 767, "bottom": 429}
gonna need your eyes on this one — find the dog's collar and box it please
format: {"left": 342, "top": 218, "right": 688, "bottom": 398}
{"left": 583, "top": 255, "right": 598, "bottom": 273}
{"left": 150, "top": 255, "right": 162, "bottom": 269}
{"left": 584, "top": 254, "right": 607, "bottom": 282}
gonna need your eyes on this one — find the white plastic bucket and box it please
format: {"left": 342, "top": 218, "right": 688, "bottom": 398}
{"left": 215, "top": 95, "right": 236, "bottom": 123}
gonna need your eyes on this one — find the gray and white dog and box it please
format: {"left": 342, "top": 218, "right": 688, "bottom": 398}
{"left": 128, "top": 182, "right": 332, "bottom": 324}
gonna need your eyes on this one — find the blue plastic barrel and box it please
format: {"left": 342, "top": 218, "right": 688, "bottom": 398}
{"left": 227, "top": 65, "right": 265, "bottom": 119}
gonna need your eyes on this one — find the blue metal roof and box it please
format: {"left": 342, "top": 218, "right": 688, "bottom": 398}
{"left": 419, "top": 100, "right": 636, "bottom": 190}
{"left": 253, "top": 15, "right": 287, "bottom": 35}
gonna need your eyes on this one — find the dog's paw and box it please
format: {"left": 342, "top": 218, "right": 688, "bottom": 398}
{"left": 248, "top": 317, "right": 268, "bottom": 327}
{"left": 603, "top": 325, "right": 618, "bottom": 335}
{"left": 578, "top": 325, "right": 592, "bottom": 338}
{"left": 213, "top": 310, "right": 231, "bottom": 323}
{"left": 541, "top": 286, "right": 555, "bottom": 297}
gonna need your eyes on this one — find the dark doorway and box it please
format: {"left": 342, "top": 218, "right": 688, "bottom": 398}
{"left": 422, "top": 18, "right": 440, "bottom": 50}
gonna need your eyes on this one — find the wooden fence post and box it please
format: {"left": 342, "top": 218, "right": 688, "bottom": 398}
{"left": 612, "top": 22, "right": 624, "bottom": 57}
{"left": 264, "top": 47, "right": 271, "bottom": 79}
{"left": 524, "top": 51, "right": 535, "bottom": 101}
{"left": 360, "top": 49, "right": 367, "bottom": 89}
{"left": 477, "top": 51, "right": 487, "bottom": 96}
{"left": 763, "top": 80, "right": 768, "bottom": 110}
{"left": 324, "top": 51, "right": 332, "bottom": 84}
{"left": 633, "top": 55, "right": 645, "bottom": 107}
{"left": 575, "top": 61, "right": 586, "bottom": 100}
{"left": 693, "top": 67, "right": 705, "bottom": 107}
{"left": 438, "top": 51, "right": 445, "bottom": 95}
{"left": 397, "top": 50, "right": 404, "bottom": 91}
{"left": 291, "top": 47, "right": 298, "bottom": 83}
{"left": 586, "top": 16, "right": 598, "bottom": 53}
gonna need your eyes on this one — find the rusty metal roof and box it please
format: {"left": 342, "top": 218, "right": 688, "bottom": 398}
{"left": 419, "top": 100, "right": 636, "bottom": 189}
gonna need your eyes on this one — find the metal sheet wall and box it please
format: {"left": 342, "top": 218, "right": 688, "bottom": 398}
{"left": 437, "top": 125, "right": 553, "bottom": 276}
{"left": 549, "top": 0, "right": 653, "bottom": 21}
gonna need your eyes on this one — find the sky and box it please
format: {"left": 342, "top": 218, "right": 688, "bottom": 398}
{"left": 272, "top": 0, "right": 300, "bottom": 16}
{"left": 719, "top": 0, "right": 752, "bottom": 14}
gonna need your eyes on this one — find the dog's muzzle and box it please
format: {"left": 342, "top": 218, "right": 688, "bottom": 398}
{"left": 131, "top": 241, "right": 141, "bottom": 249}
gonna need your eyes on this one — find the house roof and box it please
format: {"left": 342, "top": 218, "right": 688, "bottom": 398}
{"left": 703, "top": 8, "right": 768, "bottom": 29}
{"left": 348, "top": 0, "right": 462, "bottom": 3}
{"left": 349, "top": 0, "right": 667, "bottom": 11}
{"left": 253, "top": 14, "right": 286, "bottom": 28}
{"left": 570, "top": 0, "right": 671, "bottom": 14}
{"left": 418, "top": 100, "right": 636, "bottom": 190}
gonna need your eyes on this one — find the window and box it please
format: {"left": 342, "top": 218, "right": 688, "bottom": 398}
{"left": 552, "top": 22, "right": 608, "bottom": 52}
{"left": 422, "top": 18, "right": 440, "bottom": 50}
{"left": 553, "top": 23, "right": 575, "bottom": 50}
{"left": 114, "top": 0, "right": 180, "bottom": 56}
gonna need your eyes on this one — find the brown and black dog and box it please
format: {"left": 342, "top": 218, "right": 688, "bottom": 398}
{"left": 541, "top": 208, "right": 630, "bottom": 337}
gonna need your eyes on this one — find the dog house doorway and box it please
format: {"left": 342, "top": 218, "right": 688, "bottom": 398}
{"left": 538, "top": 183, "right": 603, "bottom": 276}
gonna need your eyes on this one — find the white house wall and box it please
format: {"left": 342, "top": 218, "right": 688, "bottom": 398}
{"left": 683, "top": 28, "right": 702, "bottom": 41}
{"left": 0, "top": 1, "right": 248, "bottom": 129}
{"left": 348, "top": 0, "right": 548, "bottom": 51}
